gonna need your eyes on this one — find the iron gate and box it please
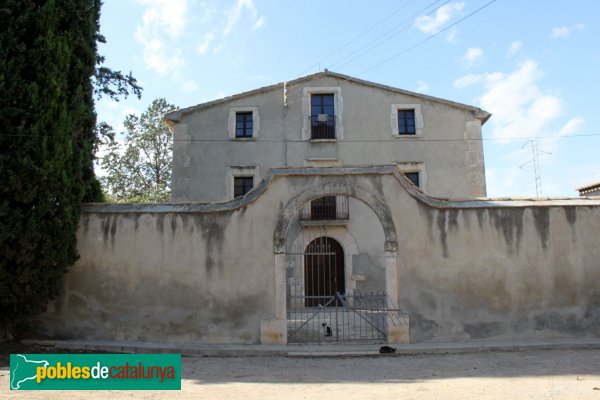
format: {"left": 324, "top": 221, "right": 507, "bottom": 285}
{"left": 287, "top": 290, "right": 407, "bottom": 343}
{"left": 284, "top": 222, "right": 407, "bottom": 343}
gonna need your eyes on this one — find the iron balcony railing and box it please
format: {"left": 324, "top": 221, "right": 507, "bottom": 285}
{"left": 299, "top": 195, "right": 349, "bottom": 221}
{"left": 309, "top": 114, "right": 336, "bottom": 139}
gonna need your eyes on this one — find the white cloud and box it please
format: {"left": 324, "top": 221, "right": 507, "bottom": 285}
{"left": 197, "top": 32, "right": 215, "bottom": 55}
{"left": 414, "top": 2, "right": 465, "bottom": 34}
{"left": 464, "top": 60, "right": 571, "bottom": 143}
{"left": 454, "top": 73, "right": 484, "bottom": 88}
{"left": 536, "top": 116, "right": 586, "bottom": 158}
{"left": 416, "top": 81, "right": 430, "bottom": 93}
{"left": 134, "top": 33, "right": 185, "bottom": 75}
{"left": 445, "top": 27, "right": 457, "bottom": 42}
{"left": 253, "top": 16, "right": 265, "bottom": 30}
{"left": 224, "top": 0, "right": 265, "bottom": 35}
{"left": 550, "top": 26, "right": 570, "bottom": 39}
{"left": 135, "top": 0, "right": 188, "bottom": 75}
{"left": 550, "top": 23, "right": 585, "bottom": 39}
{"left": 558, "top": 117, "right": 584, "bottom": 137}
{"left": 212, "top": 44, "right": 224, "bottom": 54}
{"left": 507, "top": 41, "right": 522, "bottom": 57}
{"left": 137, "top": 0, "right": 188, "bottom": 38}
{"left": 459, "top": 47, "right": 483, "bottom": 68}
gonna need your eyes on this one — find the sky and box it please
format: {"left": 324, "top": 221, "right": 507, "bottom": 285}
{"left": 95, "top": 0, "right": 600, "bottom": 198}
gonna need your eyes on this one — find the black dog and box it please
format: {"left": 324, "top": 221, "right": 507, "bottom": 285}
{"left": 322, "top": 322, "right": 332, "bottom": 337}
{"left": 379, "top": 345, "right": 396, "bottom": 354}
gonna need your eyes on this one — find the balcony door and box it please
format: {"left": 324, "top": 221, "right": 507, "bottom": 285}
{"left": 310, "top": 93, "right": 335, "bottom": 139}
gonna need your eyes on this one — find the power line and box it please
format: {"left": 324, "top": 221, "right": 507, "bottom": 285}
{"left": 295, "top": 0, "right": 422, "bottom": 78}
{"left": 327, "top": 0, "right": 449, "bottom": 71}
{"left": 357, "top": 0, "right": 498, "bottom": 76}
{"left": 4, "top": 133, "right": 600, "bottom": 142}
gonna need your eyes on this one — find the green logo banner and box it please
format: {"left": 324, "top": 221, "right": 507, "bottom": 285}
{"left": 10, "top": 354, "right": 181, "bottom": 390}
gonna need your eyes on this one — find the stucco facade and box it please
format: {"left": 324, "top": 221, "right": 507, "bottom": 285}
{"left": 167, "top": 71, "right": 490, "bottom": 201}
{"left": 38, "top": 167, "right": 600, "bottom": 344}
{"left": 36, "top": 73, "right": 600, "bottom": 345}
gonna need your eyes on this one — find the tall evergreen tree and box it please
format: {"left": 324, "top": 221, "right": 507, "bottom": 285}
{"left": 0, "top": 0, "right": 139, "bottom": 336}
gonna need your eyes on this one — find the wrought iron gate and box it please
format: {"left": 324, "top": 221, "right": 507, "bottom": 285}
{"left": 285, "top": 222, "right": 407, "bottom": 343}
{"left": 287, "top": 290, "right": 407, "bottom": 343}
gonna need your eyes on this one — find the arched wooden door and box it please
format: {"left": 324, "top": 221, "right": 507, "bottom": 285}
{"left": 304, "top": 237, "right": 345, "bottom": 307}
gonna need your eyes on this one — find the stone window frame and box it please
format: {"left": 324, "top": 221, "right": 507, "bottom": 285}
{"left": 227, "top": 166, "right": 259, "bottom": 199}
{"left": 396, "top": 162, "right": 427, "bottom": 192}
{"left": 228, "top": 107, "right": 260, "bottom": 140}
{"left": 391, "top": 104, "right": 424, "bottom": 138}
{"left": 302, "top": 86, "right": 344, "bottom": 141}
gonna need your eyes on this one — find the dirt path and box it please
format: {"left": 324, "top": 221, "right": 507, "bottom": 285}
{"left": 2, "top": 348, "right": 600, "bottom": 399}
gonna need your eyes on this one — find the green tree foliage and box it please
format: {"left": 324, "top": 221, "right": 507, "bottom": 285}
{"left": 100, "top": 99, "right": 176, "bottom": 203}
{"left": 0, "top": 0, "right": 140, "bottom": 336}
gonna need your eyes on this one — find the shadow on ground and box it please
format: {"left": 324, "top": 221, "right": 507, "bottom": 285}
{"left": 182, "top": 348, "right": 600, "bottom": 384}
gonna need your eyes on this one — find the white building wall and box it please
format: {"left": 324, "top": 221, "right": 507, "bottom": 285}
{"left": 170, "top": 74, "right": 487, "bottom": 202}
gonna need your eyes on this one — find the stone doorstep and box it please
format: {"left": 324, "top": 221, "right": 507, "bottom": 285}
{"left": 19, "top": 338, "right": 600, "bottom": 358}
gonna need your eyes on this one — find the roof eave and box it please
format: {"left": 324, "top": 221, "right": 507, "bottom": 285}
{"left": 165, "top": 70, "right": 491, "bottom": 123}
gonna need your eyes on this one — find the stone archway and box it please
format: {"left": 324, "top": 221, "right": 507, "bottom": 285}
{"left": 273, "top": 182, "right": 397, "bottom": 253}
{"left": 264, "top": 180, "right": 405, "bottom": 344}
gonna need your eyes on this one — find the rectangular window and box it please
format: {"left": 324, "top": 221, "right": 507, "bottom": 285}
{"left": 234, "top": 176, "right": 253, "bottom": 197}
{"left": 404, "top": 172, "right": 420, "bottom": 187}
{"left": 398, "top": 109, "right": 416, "bottom": 135}
{"left": 310, "top": 94, "right": 335, "bottom": 139}
{"left": 235, "top": 112, "right": 253, "bottom": 138}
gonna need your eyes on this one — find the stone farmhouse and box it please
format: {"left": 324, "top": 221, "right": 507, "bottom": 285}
{"left": 38, "top": 71, "right": 600, "bottom": 345}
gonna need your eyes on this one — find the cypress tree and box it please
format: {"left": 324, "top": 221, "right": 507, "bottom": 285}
{"left": 0, "top": 0, "right": 103, "bottom": 336}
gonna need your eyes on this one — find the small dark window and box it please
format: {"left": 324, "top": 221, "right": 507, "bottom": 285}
{"left": 234, "top": 176, "right": 253, "bottom": 197}
{"left": 235, "top": 112, "right": 253, "bottom": 138}
{"left": 404, "top": 172, "right": 420, "bottom": 187}
{"left": 398, "top": 109, "right": 416, "bottom": 135}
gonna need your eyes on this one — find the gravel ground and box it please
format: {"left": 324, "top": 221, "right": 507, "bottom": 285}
{"left": 2, "top": 346, "right": 600, "bottom": 399}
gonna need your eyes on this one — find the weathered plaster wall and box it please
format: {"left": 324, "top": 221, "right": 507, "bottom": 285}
{"left": 38, "top": 167, "right": 600, "bottom": 344}
{"left": 171, "top": 74, "right": 487, "bottom": 202}
{"left": 396, "top": 204, "right": 600, "bottom": 342}
{"left": 382, "top": 175, "right": 600, "bottom": 342}
{"left": 40, "top": 211, "right": 276, "bottom": 343}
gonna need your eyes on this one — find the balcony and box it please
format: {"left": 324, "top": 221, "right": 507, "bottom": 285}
{"left": 299, "top": 196, "right": 349, "bottom": 225}
{"left": 309, "top": 114, "right": 336, "bottom": 140}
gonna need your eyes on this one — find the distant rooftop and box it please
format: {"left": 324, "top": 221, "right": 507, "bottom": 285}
{"left": 577, "top": 181, "right": 600, "bottom": 196}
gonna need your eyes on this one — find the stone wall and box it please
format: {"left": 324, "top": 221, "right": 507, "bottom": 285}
{"left": 37, "top": 166, "right": 600, "bottom": 344}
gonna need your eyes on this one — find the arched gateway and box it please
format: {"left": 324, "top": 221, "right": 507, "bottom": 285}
{"left": 270, "top": 180, "right": 409, "bottom": 345}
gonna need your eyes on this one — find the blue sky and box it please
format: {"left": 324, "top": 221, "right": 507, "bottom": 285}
{"left": 96, "top": 0, "right": 600, "bottom": 197}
